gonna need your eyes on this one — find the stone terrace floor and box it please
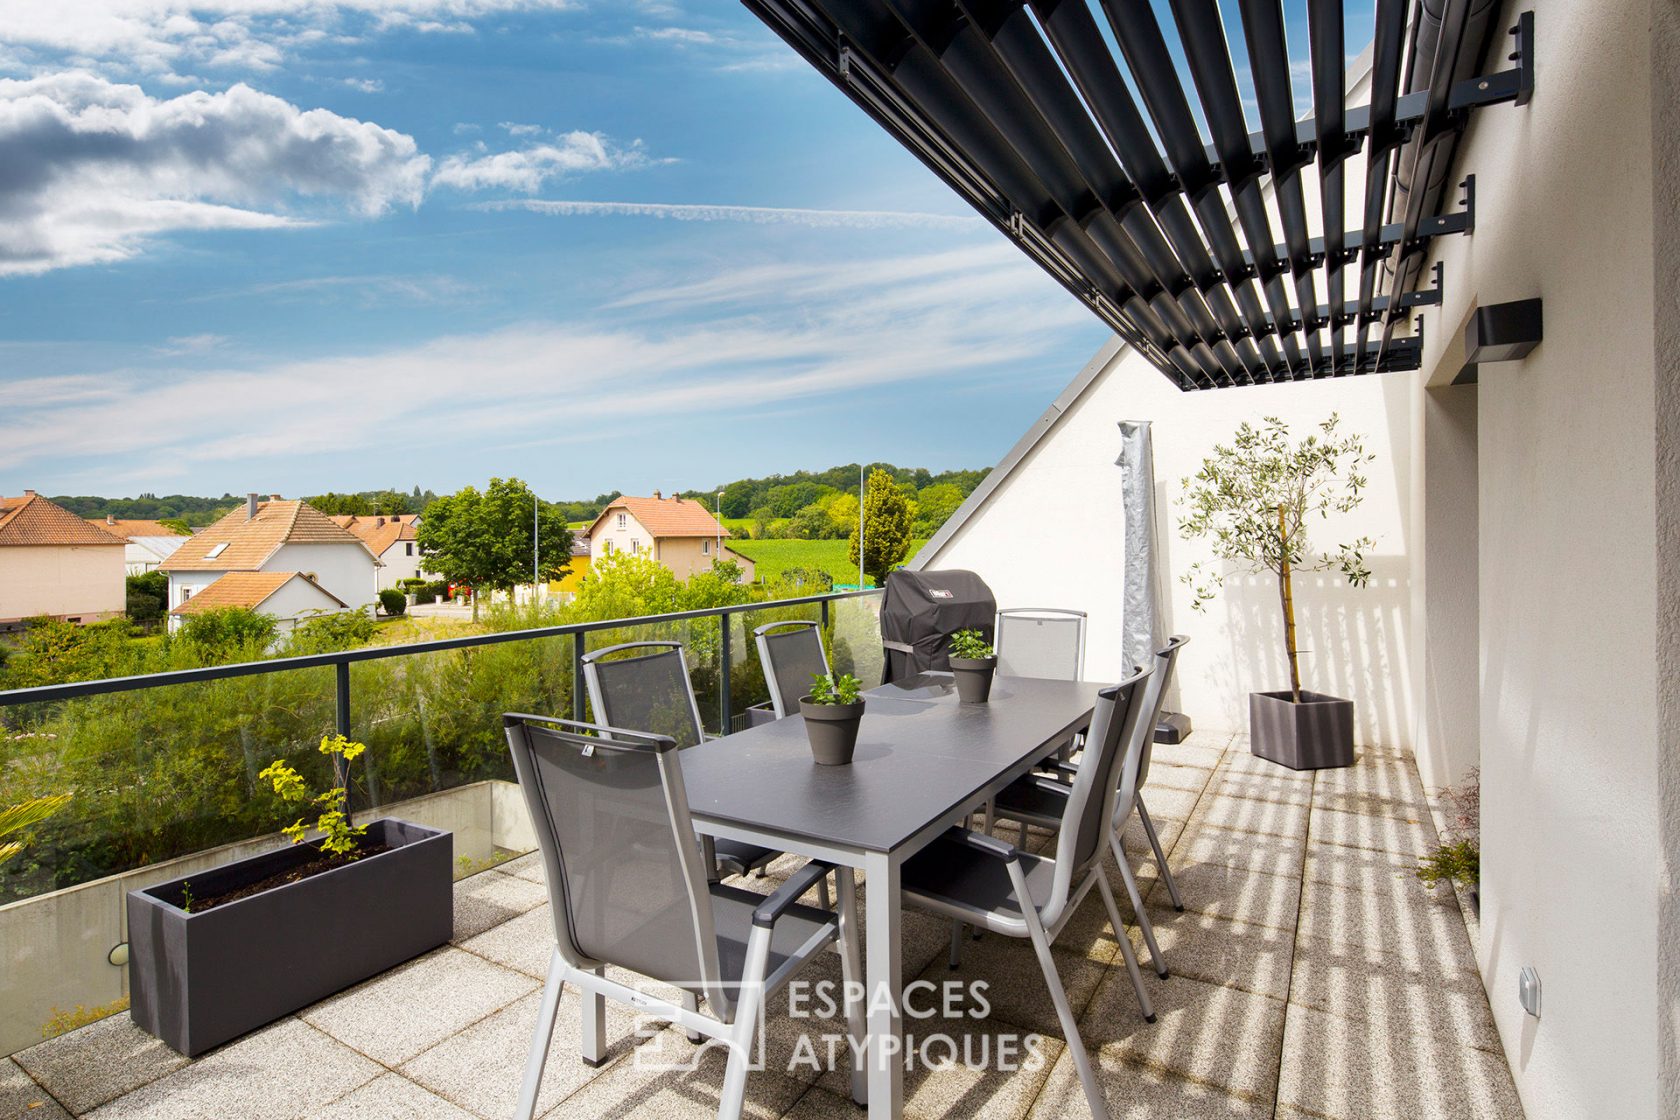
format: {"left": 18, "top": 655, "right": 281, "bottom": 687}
{"left": 3, "top": 734, "right": 1524, "bottom": 1120}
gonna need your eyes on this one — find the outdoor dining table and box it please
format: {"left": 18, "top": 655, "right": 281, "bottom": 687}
{"left": 680, "top": 671, "right": 1103, "bottom": 1119}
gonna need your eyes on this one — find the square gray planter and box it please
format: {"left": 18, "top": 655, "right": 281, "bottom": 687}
{"left": 127, "top": 818, "right": 452, "bottom": 1057}
{"left": 1248, "top": 691, "right": 1355, "bottom": 770}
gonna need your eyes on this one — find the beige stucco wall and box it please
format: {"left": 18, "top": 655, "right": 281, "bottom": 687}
{"left": 589, "top": 511, "right": 748, "bottom": 582}
{"left": 1412, "top": 2, "right": 1664, "bottom": 1115}
{"left": 0, "top": 545, "right": 125, "bottom": 622}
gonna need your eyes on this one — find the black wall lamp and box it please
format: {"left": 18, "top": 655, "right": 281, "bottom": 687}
{"left": 1454, "top": 298, "right": 1543, "bottom": 384}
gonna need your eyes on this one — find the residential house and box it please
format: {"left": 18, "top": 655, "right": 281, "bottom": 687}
{"left": 542, "top": 534, "right": 591, "bottom": 601}
{"left": 585, "top": 492, "right": 755, "bottom": 582}
{"left": 329, "top": 514, "right": 424, "bottom": 590}
{"left": 0, "top": 492, "right": 126, "bottom": 624}
{"left": 169, "top": 572, "right": 348, "bottom": 637}
{"left": 159, "top": 494, "right": 379, "bottom": 632}
{"left": 86, "top": 516, "right": 189, "bottom": 575}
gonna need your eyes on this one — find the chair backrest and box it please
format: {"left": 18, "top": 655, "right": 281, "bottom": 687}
{"left": 754, "top": 620, "right": 830, "bottom": 719}
{"left": 582, "top": 641, "right": 705, "bottom": 748}
{"left": 1041, "top": 663, "right": 1152, "bottom": 927}
{"left": 995, "top": 608, "right": 1087, "bottom": 681}
{"left": 1135, "top": 635, "right": 1189, "bottom": 786}
{"left": 502, "top": 714, "right": 726, "bottom": 1010}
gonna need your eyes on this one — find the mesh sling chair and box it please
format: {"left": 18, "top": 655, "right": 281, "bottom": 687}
{"left": 503, "top": 715, "right": 865, "bottom": 1120}
{"left": 753, "top": 620, "right": 831, "bottom": 719}
{"left": 983, "top": 636, "right": 1191, "bottom": 980}
{"left": 994, "top": 608, "right": 1087, "bottom": 681}
{"left": 898, "top": 665, "right": 1156, "bottom": 1120}
{"left": 582, "top": 640, "right": 779, "bottom": 880}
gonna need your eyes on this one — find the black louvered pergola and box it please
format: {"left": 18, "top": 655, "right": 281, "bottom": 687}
{"left": 744, "top": 0, "right": 1534, "bottom": 390}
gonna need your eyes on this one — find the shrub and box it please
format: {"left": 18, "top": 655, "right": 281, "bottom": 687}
{"left": 176, "top": 608, "right": 277, "bottom": 661}
{"left": 125, "top": 571, "right": 169, "bottom": 628}
{"left": 378, "top": 588, "right": 407, "bottom": 616}
{"left": 287, "top": 609, "right": 376, "bottom": 654}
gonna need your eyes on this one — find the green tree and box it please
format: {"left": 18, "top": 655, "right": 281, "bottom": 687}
{"left": 787, "top": 502, "right": 834, "bottom": 540}
{"left": 176, "top": 607, "right": 278, "bottom": 661}
{"left": 912, "top": 483, "right": 965, "bottom": 537}
{"left": 569, "top": 550, "right": 683, "bottom": 620}
{"left": 1178, "top": 414, "right": 1375, "bottom": 702}
{"left": 126, "top": 571, "right": 169, "bottom": 628}
{"left": 720, "top": 480, "right": 757, "bottom": 519}
{"left": 849, "top": 468, "right": 915, "bottom": 587}
{"left": 157, "top": 518, "right": 191, "bottom": 535}
{"left": 416, "top": 478, "right": 574, "bottom": 619}
{"left": 821, "top": 492, "right": 859, "bottom": 539}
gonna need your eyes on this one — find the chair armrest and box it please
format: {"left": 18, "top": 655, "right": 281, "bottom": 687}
{"left": 752, "top": 860, "right": 836, "bottom": 929}
{"left": 945, "top": 827, "right": 1019, "bottom": 862}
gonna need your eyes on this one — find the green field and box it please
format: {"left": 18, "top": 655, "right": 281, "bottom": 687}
{"left": 728, "top": 538, "right": 929, "bottom": 587}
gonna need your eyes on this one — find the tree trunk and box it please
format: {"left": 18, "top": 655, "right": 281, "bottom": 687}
{"left": 1278, "top": 504, "right": 1303, "bottom": 703}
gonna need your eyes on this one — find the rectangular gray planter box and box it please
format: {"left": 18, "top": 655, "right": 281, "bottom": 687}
{"left": 127, "top": 818, "right": 453, "bottom": 1057}
{"left": 1249, "top": 691, "right": 1355, "bottom": 770}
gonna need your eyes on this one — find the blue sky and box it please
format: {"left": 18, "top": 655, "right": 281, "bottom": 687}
{"left": 0, "top": 1, "right": 1370, "bottom": 500}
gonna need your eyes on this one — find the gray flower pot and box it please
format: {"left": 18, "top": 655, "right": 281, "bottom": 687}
{"left": 950, "top": 656, "right": 997, "bottom": 704}
{"left": 127, "top": 818, "right": 453, "bottom": 1057}
{"left": 799, "top": 697, "right": 865, "bottom": 765}
{"left": 1249, "top": 691, "right": 1355, "bottom": 770}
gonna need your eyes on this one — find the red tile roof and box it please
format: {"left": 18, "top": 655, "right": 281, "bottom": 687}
{"left": 161, "top": 499, "right": 377, "bottom": 572}
{"left": 85, "top": 517, "right": 190, "bottom": 540}
{"left": 328, "top": 514, "right": 419, "bottom": 557}
{"left": 586, "top": 495, "right": 729, "bottom": 540}
{"left": 0, "top": 494, "right": 126, "bottom": 547}
{"left": 170, "top": 571, "right": 348, "bottom": 615}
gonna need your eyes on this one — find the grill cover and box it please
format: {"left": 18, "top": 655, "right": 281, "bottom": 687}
{"left": 879, "top": 569, "right": 996, "bottom": 682}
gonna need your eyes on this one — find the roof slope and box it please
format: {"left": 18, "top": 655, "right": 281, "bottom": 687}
{"left": 329, "top": 514, "right": 418, "bottom": 556}
{"left": 161, "top": 500, "right": 376, "bottom": 572}
{"left": 588, "top": 495, "right": 729, "bottom": 539}
{"left": 86, "top": 518, "right": 189, "bottom": 539}
{"left": 0, "top": 494, "right": 126, "bottom": 547}
{"left": 170, "top": 571, "right": 349, "bottom": 615}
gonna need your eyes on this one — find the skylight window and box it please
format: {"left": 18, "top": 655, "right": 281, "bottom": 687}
{"left": 205, "top": 543, "right": 229, "bottom": 559}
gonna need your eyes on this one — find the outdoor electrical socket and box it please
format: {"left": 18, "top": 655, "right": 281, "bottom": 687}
{"left": 1519, "top": 966, "right": 1541, "bottom": 1018}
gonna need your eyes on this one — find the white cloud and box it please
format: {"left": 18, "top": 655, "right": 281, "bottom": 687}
{"left": 156, "top": 333, "right": 228, "bottom": 355}
{"left": 0, "top": 1, "right": 579, "bottom": 76}
{"left": 497, "top": 121, "right": 542, "bottom": 136}
{"left": 0, "top": 245, "right": 1087, "bottom": 484}
{"left": 338, "top": 76, "right": 384, "bottom": 92}
{"left": 431, "top": 134, "right": 657, "bottom": 193}
{"left": 0, "top": 72, "right": 430, "bottom": 273}
{"left": 474, "top": 198, "right": 982, "bottom": 230}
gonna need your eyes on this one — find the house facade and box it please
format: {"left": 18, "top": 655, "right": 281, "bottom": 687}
{"left": 159, "top": 495, "right": 380, "bottom": 631}
{"left": 168, "top": 571, "right": 348, "bottom": 637}
{"left": 585, "top": 492, "right": 755, "bottom": 582}
{"left": 329, "top": 514, "right": 424, "bottom": 590}
{"left": 86, "top": 516, "right": 189, "bottom": 575}
{"left": 0, "top": 493, "right": 126, "bottom": 624}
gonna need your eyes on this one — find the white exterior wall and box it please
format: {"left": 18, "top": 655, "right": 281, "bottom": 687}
{"left": 0, "top": 545, "right": 125, "bottom": 622}
{"left": 259, "top": 579, "right": 349, "bottom": 635}
{"left": 1410, "top": 2, "right": 1666, "bottom": 1116}
{"left": 590, "top": 510, "right": 650, "bottom": 560}
{"left": 920, "top": 350, "right": 1418, "bottom": 751}
{"left": 375, "top": 541, "right": 423, "bottom": 590}
{"left": 267, "top": 543, "right": 379, "bottom": 613}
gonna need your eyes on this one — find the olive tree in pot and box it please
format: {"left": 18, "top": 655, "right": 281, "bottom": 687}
{"left": 948, "top": 629, "right": 997, "bottom": 704}
{"left": 800, "top": 672, "right": 866, "bottom": 765}
{"left": 1179, "top": 414, "right": 1375, "bottom": 770}
{"left": 127, "top": 735, "right": 452, "bottom": 1056}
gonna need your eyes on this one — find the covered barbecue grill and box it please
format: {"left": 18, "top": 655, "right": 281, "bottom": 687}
{"left": 879, "top": 569, "right": 996, "bottom": 682}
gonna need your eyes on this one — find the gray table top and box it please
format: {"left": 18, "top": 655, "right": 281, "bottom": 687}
{"left": 681, "top": 674, "right": 1101, "bottom": 855}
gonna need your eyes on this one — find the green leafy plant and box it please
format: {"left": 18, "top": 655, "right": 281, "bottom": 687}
{"left": 1178, "top": 414, "right": 1376, "bottom": 702}
{"left": 1417, "top": 839, "right": 1479, "bottom": 891}
{"left": 807, "top": 671, "right": 863, "bottom": 706}
{"left": 0, "top": 793, "right": 73, "bottom": 868}
{"left": 258, "top": 735, "right": 368, "bottom": 860}
{"left": 179, "top": 881, "right": 195, "bottom": 913}
{"left": 949, "top": 629, "right": 995, "bottom": 660}
{"left": 377, "top": 588, "right": 407, "bottom": 616}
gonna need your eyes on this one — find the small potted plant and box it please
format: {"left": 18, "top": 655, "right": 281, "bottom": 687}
{"left": 948, "top": 628, "right": 997, "bottom": 704}
{"left": 127, "top": 735, "right": 452, "bottom": 1056}
{"left": 1179, "top": 414, "right": 1376, "bottom": 769}
{"left": 799, "top": 671, "right": 866, "bottom": 765}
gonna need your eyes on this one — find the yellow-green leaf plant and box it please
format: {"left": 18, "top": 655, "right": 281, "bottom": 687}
{"left": 1178, "top": 414, "right": 1376, "bottom": 703}
{"left": 0, "top": 793, "right": 73, "bottom": 868}
{"left": 258, "top": 735, "right": 369, "bottom": 860}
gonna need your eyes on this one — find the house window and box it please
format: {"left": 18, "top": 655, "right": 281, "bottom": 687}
{"left": 630, "top": 539, "right": 639, "bottom": 554}
{"left": 616, "top": 513, "right": 626, "bottom": 529}
{"left": 602, "top": 540, "right": 613, "bottom": 555}
{"left": 180, "top": 587, "right": 193, "bottom": 604}
{"left": 406, "top": 543, "right": 414, "bottom": 556}
{"left": 702, "top": 539, "right": 711, "bottom": 555}
{"left": 205, "top": 542, "right": 228, "bottom": 559}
